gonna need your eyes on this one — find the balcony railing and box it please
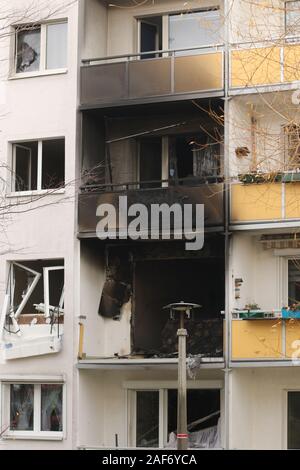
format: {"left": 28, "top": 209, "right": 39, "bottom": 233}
{"left": 78, "top": 178, "right": 224, "bottom": 235}
{"left": 231, "top": 315, "right": 300, "bottom": 362}
{"left": 230, "top": 38, "right": 300, "bottom": 89}
{"left": 230, "top": 180, "right": 300, "bottom": 224}
{"left": 80, "top": 45, "right": 224, "bottom": 107}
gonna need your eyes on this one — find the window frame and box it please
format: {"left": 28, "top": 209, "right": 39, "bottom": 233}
{"left": 285, "top": 1, "right": 300, "bottom": 43}
{"left": 10, "top": 137, "right": 65, "bottom": 195}
{"left": 12, "top": 19, "right": 68, "bottom": 78}
{"left": 125, "top": 380, "right": 223, "bottom": 449}
{"left": 135, "top": 6, "right": 222, "bottom": 55}
{"left": 1, "top": 380, "right": 66, "bottom": 440}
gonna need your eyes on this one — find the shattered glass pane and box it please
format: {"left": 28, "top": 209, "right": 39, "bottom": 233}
{"left": 16, "top": 27, "right": 41, "bottom": 73}
{"left": 10, "top": 384, "right": 34, "bottom": 431}
{"left": 136, "top": 391, "right": 159, "bottom": 447}
{"left": 41, "top": 384, "right": 63, "bottom": 432}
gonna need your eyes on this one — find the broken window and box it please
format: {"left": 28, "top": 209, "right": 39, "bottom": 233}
{"left": 16, "top": 26, "right": 41, "bottom": 73}
{"left": 0, "top": 260, "right": 64, "bottom": 337}
{"left": 12, "top": 139, "right": 65, "bottom": 192}
{"left": 288, "top": 391, "right": 300, "bottom": 449}
{"left": 15, "top": 21, "right": 67, "bottom": 74}
{"left": 131, "top": 387, "right": 220, "bottom": 448}
{"left": 7, "top": 383, "right": 63, "bottom": 435}
{"left": 285, "top": 1, "right": 300, "bottom": 41}
{"left": 169, "top": 134, "right": 221, "bottom": 182}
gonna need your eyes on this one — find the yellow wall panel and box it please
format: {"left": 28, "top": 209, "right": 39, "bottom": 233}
{"left": 285, "top": 320, "right": 300, "bottom": 358}
{"left": 284, "top": 45, "right": 300, "bottom": 82}
{"left": 285, "top": 182, "right": 300, "bottom": 219}
{"left": 231, "top": 47, "right": 281, "bottom": 87}
{"left": 232, "top": 320, "right": 282, "bottom": 360}
{"left": 231, "top": 183, "right": 282, "bottom": 222}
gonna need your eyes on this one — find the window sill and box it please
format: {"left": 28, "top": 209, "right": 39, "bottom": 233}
{"left": 8, "top": 68, "right": 68, "bottom": 80}
{"left": 6, "top": 188, "right": 65, "bottom": 198}
{"left": 3, "top": 432, "right": 64, "bottom": 441}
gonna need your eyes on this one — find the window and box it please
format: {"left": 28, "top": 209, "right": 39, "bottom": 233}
{"left": 169, "top": 9, "right": 222, "bottom": 54}
{"left": 288, "top": 259, "right": 300, "bottom": 306}
{"left": 284, "top": 124, "right": 300, "bottom": 170}
{"left": 288, "top": 391, "right": 300, "bottom": 449}
{"left": 12, "top": 138, "right": 65, "bottom": 192}
{"left": 0, "top": 260, "right": 64, "bottom": 338}
{"left": 128, "top": 386, "right": 221, "bottom": 448}
{"left": 15, "top": 21, "right": 67, "bottom": 74}
{"left": 3, "top": 382, "right": 64, "bottom": 438}
{"left": 285, "top": 1, "right": 300, "bottom": 41}
{"left": 138, "top": 8, "right": 222, "bottom": 57}
{"left": 139, "top": 17, "right": 162, "bottom": 59}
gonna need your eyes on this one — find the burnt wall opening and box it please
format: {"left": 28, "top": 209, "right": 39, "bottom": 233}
{"left": 133, "top": 254, "right": 224, "bottom": 357}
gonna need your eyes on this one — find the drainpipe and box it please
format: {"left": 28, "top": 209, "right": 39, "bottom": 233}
{"left": 223, "top": 0, "right": 232, "bottom": 451}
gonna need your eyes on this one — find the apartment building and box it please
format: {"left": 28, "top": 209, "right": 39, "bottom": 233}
{"left": 1, "top": 0, "right": 300, "bottom": 450}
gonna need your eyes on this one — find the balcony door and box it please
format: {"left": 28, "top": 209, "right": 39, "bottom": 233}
{"left": 139, "top": 17, "right": 162, "bottom": 59}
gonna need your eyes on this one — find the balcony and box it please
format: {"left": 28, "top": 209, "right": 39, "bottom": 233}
{"left": 78, "top": 179, "right": 224, "bottom": 236}
{"left": 80, "top": 45, "right": 224, "bottom": 108}
{"left": 230, "top": 40, "right": 300, "bottom": 91}
{"left": 230, "top": 181, "right": 300, "bottom": 226}
{"left": 231, "top": 316, "right": 300, "bottom": 362}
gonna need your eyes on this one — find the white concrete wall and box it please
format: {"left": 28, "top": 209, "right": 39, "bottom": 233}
{"left": 231, "top": 367, "right": 300, "bottom": 449}
{"left": 229, "top": 0, "right": 283, "bottom": 43}
{"left": 230, "top": 233, "right": 284, "bottom": 311}
{"left": 78, "top": 368, "right": 224, "bottom": 449}
{"left": 0, "top": 0, "right": 79, "bottom": 449}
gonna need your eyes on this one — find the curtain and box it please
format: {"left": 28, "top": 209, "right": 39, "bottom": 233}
{"left": 41, "top": 384, "right": 63, "bottom": 432}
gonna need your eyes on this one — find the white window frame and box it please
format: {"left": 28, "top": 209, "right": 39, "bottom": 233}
{"left": 10, "top": 138, "right": 65, "bottom": 196}
{"left": 125, "top": 380, "right": 223, "bottom": 449}
{"left": 43, "top": 266, "right": 64, "bottom": 318}
{"left": 12, "top": 19, "right": 68, "bottom": 79}
{"left": 1, "top": 380, "right": 66, "bottom": 441}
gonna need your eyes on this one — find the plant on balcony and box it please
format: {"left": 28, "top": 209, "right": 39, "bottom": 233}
{"left": 238, "top": 172, "right": 282, "bottom": 184}
{"left": 282, "top": 303, "right": 300, "bottom": 318}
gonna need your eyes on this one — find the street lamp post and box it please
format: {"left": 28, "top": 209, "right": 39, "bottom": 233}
{"left": 163, "top": 301, "right": 201, "bottom": 450}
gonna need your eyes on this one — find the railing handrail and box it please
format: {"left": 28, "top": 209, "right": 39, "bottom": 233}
{"left": 230, "top": 35, "right": 300, "bottom": 49}
{"left": 82, "top": 43, "right": 224, "bottom": 65}
{"left": 80, "top": 175, "right": 224, "bottom": 192}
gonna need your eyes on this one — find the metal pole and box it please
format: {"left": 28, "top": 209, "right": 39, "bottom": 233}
{"left": 177, "top": 310, "right": 188, "bottom": 450}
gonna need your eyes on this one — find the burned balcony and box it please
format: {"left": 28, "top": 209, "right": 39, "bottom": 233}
{"left": 80, "top": 46, "right": 224, "bottom": 108}
{"left": 79, "top": 237, "right": 225, "bottom": 361}
{"left": 78, "top": 101, "right": 225, "bottom": 236}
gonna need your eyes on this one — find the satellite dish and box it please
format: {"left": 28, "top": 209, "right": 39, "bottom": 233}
{"left": 292, "top": 88, "right": 300, "bottom": 105}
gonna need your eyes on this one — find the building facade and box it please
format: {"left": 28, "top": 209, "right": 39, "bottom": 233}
{"left": 0, "top": 0, "right": 300, "bottom": 450}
